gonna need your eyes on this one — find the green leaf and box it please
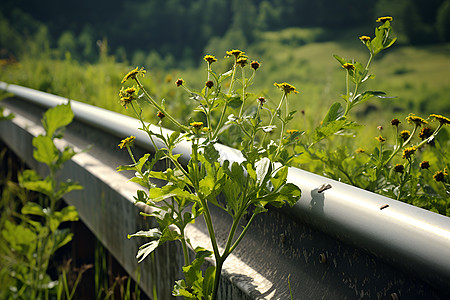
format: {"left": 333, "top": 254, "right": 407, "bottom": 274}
{"left": 134, "top": 190, "right": 148, "bottom": 203}
{"left": 255, "top": 157, "right": 271, "bottom": 187}
{"left": 353, "top": 91, "right": 386, "bottom": 106}
{"left": 59, "top": 205, "right": 79, "bottom": 222}
{"left": 204, "top": 143, "right": 220, "bottom": 165}
{"left": 42, "top": 103, "right": 74, "bottom": 138}
{"left": 128, "top": 228, "right": 162, "bottom": 239}
{"left": 55, "top": 180, "right": 83, "bottom": 199}
{"left": 56, "top": 146, "right": 78, "bottom": 168}
{"left": 323, "top": 102, "right": 344, "bottom": 123}
{"left": 117, "top": 153, "right": 151, "bottom": 172}
{"left": 52, "top": 228, "right": 73, "bottom": 252}
{"left": 227, "top": 94, "right": 243, "bottom": 109}
{"left": 168, "top": 131, "right": 181, "bottom": 149}
{"left": 203, "top": 266, "right": 215, "bottom": 298}
{"left": 270, "top": 166, "right": 288, "bottom": 191}
{"left": 2, "top": 220, "right": 36, "bottom": 249}
{"left": 20, "top": 174, "right": 53, "bottom": 197}
{"left": 159, "top": 226, "right": 183, "bottom": 244}
{"left": 312, "top": 119, "right": 347, "bottom": 144}
{"left": 33, "top": 135, "right": 59, "bottom": 166}
{"left": 219, "top": 70, "right": 232, "bottom": 83}
{"left": 148, "top": 184, "right": 199, "bottom": 203}
{"left": 371, "top": 21, "right": 397, "bottom": 55}
{"left": 21, "top": 202, "right": 46, "bottom": 217}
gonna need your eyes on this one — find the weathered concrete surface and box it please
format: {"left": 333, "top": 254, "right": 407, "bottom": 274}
{"left": 1, "top": 91, "right": 450, "bottom": 299}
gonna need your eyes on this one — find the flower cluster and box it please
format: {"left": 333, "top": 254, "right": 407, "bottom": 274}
{"left": 119, "top": 86, "right": 137, "bottom": 108}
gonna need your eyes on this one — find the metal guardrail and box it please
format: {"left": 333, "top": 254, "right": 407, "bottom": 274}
{"left": 1, "top": 81, "right": 450, "bottom": 299}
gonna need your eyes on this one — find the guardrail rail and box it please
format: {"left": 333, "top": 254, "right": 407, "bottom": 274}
{"left": 1, "top": 82, "right": 449, "bottom": 299}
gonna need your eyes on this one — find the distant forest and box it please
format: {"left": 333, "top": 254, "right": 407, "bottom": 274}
{"left": 1, "top": 0, "right": 450, "bottom": 65}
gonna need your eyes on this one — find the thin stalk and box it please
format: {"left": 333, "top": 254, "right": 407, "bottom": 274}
{"left": 228, "top": 212, "right": 257, "bottom": 254}
{"left": 238, "top": 67, "right": 246, "bottom": 118}
{"left": 227, "top": 63, "right": 237, "bottom": 95}
{"left": 134, "top": 78, "right": 186, "bottom": 131}
{"left": 211, "top": 260, "right": 224, "bottom": 300}
{"left": 131, "top": 102, "right": 159, "bottom": 151}
{"left": 180, "top": 237, "right": 190, "bottom": 266}
{"left": 262, "top": 93, "right": 287, "bottom": 146}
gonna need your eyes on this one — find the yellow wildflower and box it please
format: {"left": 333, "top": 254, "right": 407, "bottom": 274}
{"left": 419, "top": 127, "right": 432, "bottom": 140}
{"left": 237, "top": 55, "right": 248, "bottom": 67}
{"left": 400, "top": 130, "right": 410, "bottom": 141}
{"left": 402, "top": 146, "right": 417, "bottom": 159}
{"left": 406, "top": 114, "right": 427, "bottom": 127}
{"left": 121, "top": 67, "right": 146, "bottom": 84}
{"left": 391, "top": 118, "right": 400, "bottom": 126}
{"left": 203, "top": 55, "right": 217, "bottom": 64}
{"left": 420, "top": 161, "right": 430, "bottom": 169}
{"left": 376, "top": 135, "right": 386, "bottom": 143}
{"left": 356, "top": 148, "right": 365, "bottom": 153}
{"left": 394, "top": 164, "right": 404, "bottom": 173}
{"left": 118, "top": 136, "right": 136, "bottom": 149}
{"left": 190, "top": 121, "right": 204, "bottom": 129}
{"left": 286, "top": 129, "right": 299, "bottom": 135}
{"left": 342, "top": 63, "right": 355, "bottom": 70}
{"left": 226, "top": 49, "right": 244, "bottom": 58}
{"left": 376, "top": 16, "right": 393, "bottom": 23}
{"left": 251, "top": 60, "right": 260, "bottom": 70}
{"left": 274, "top": 82, "right": 299, "bottom": 95}
{"left": 359, "top": 36, "right": 371, "bottom": 42}
{"left": 429, "top": 114, "right": 450, "bottom": 126}
{"left": 433, "top": 169, "right": 448, "bottom": 182}
{"left": 176, "top": 78, "right": 184, "bottom": 87}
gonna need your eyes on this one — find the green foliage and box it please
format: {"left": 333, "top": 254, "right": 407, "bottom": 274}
{"left": 120, "top": 49, "right": 301, "bottom": 299}
{"left": 295, "top": 19, "right": 450, "bottom": 215}
{"left": 0, "top": 103, "right": 84, "bottom": 298}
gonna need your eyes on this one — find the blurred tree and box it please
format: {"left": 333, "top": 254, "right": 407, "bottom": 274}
{"left": 58, "top": 31, "right": 77, "bottom": 59}
{"left": 437, "top": 0, "right": 450, "bottom": 42}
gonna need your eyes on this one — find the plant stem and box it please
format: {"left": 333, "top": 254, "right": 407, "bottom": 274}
{"left": 262, "top": 93, "right": 286, "bottom": 146}
{"left": 135, "top": 78, "right": 186, "bottom": 131}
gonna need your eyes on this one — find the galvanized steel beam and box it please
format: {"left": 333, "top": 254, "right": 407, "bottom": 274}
{"left": 1, "top": 82, "right": 449, "bottom": 299}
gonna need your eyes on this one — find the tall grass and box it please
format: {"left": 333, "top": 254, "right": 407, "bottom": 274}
{"left": 1, "top": 27, "right": 449, "bottom": 165}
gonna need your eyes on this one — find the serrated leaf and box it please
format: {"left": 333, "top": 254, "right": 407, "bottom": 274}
{"left": 312, "top": 119, "right": 347, "bottom": 144}
{"left": 159, "top": 226, "right": 183, "bottom": 244}
{"left": 55, "top": 180, "right": 83, "bottom": 199}
{"left": 270, "top": 166, "right": 288, "bottom": 191}
{"left": 21, "top": 177, "right": 53, "bottom": 197}
{"left": 21, "top": 202, "right": 45, "bottom": 217}
{"left": 42, "top": 103, "right": 74, "bottom": 138}
{"left": 204, "top": 143, "right": 220, "bottom": 165}
{"left": 59, "top": 205, "right": 79, "bottom": 222}
{"left": 117, "top": 153, "right": 151, "bottom": 172}
{"left": 33, "top": 135, "right": 59, "bottom": 166}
